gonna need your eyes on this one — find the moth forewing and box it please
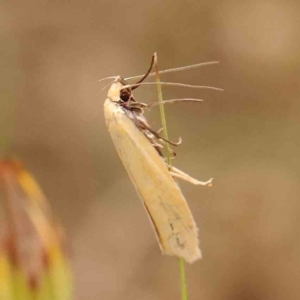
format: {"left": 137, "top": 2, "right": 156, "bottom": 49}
{"left": 104, "top": 93, "right": 201, "bottom": 263}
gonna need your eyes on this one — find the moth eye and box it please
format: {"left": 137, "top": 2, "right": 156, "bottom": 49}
{"left": 120, "top": 90, "right": 131, "bottom": 102}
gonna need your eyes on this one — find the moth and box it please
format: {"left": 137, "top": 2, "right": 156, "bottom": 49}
{"left": 103, "top": 54, "right": 219, "bottom": 263}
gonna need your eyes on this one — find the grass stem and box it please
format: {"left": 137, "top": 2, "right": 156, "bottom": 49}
{"left": 154, "top": 52, "right": 188, "bottom": 300}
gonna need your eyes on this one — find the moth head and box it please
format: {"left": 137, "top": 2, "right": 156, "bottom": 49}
{"left": 107, "top": 77, "right": 133, "bottom": 104}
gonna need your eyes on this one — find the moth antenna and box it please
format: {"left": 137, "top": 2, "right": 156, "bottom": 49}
{"left": 125, "top": 61, "right": 219, "bottom": 81}
{"left": 123, "top": 82, "right": 224, "bottom": 92}
{"left": 149, "top": 98, "right": 204, "bottom": 107}
{"left": 98, "top": 76, "right": 118, "bottom": 82}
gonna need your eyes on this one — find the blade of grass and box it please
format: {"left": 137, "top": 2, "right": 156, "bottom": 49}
{"left": 153, "top": 52, "right": 188, "bottom": 300}
{"left": 154, "top": 53, "right": 171, "bottom": 166}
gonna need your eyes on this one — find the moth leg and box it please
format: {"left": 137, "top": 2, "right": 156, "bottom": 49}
{"left": 152, "top": 138, "right": 177, "bottom": 158}
{"left": 167, "top": 165, "right": 213, "bottom": 187}
{"left": 127, "top": 102, "right": 148, "bottom": 109}
{"left": 157, "top": 127, "right": 163, "bottom": 134}
{"left": 136, "top": 116, "right": 182, "bottom": 146}
{"left": 150, "top": 140, "right": 176, "bottom": 158}
{"left": 163, "top": 146, "right": 176, "bottom": 158}
{"left": 151, "top": 142, "right": 164, "bottom": 157}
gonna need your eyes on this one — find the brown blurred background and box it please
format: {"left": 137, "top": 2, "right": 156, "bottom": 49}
{"left": 1, "top": 1, "right": 300, "bottom": 299}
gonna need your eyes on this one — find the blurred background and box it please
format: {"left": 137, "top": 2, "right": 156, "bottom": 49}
{"left": 1, "top": 1, "right": 299, "bottom": 299}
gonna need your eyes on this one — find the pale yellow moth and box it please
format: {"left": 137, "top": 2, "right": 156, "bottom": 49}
{"left": 103, "top": 55, "right": 219, "bottom": 263}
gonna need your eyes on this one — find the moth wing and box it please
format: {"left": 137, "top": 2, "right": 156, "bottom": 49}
{"left": 104, "top": 99, "right": 201, "bottom": 263}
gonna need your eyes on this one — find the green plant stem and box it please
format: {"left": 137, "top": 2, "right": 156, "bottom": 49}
{"left": 154, "top": 52, "right": 188, "bottom": 300}
{"left": 154, "top": 53, "right": 171, "bottom": 166}
{"left": 178, "top": 257, "right": 188, "bottom": 300}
